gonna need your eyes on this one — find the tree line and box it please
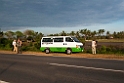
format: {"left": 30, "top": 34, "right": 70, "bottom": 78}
{"left": 0, "top": 29, "right": 124, "bottom": 41}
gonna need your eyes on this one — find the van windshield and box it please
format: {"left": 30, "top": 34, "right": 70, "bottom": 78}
{"left": 71, "top": 37, "right": 80, "bottom": 42}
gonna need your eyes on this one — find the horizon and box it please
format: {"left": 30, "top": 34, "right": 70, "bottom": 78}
{"left": 1, "top": 28, "right": 123, "bottom": 36}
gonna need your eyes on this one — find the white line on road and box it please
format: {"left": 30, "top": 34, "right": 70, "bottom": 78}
{"left": 0, "top": 80, "right": 10, "bottom": 83}
{"left": 49, "top": 63, "right": 124, "bottom": 73}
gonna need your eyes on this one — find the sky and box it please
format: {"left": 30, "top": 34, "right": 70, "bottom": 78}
{"left": 0, "top": 0, "right": 124, "bottom": 35}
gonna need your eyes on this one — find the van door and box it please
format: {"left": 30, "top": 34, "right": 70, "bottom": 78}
{"left": 65, "top": 37, "right": 76, "bottom": 49}
{"left": 53, "top": 37, "right": 64, "bottom": 52}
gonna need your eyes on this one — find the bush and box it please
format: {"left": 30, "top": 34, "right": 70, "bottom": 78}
{"left": 0, "top": 38, "right": 13, "bottom": 50}
{"left": 95, "top": 45, "right": 124, "bottom": 55}
{"left": 101, "top": 45, "right": 107, "bottom": 54}
{"left": 21, "top": 41, "right": 40, "bottom": 52}
{"left": 29, "top": 42, "right": 33, "bottom": 47}
{"left": 34, "top": 41, "right": 41, "bottom": 49}
{"left": 22, "top": 46, "right": 29, "bottom": 51}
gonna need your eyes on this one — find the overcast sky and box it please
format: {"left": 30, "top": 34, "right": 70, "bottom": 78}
{"left": 0, "top": 0, "right": 124, "bottom": 34}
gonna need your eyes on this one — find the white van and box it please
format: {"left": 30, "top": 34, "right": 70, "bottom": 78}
{"left": 40, "top": 36, "right": 83, "bottom": 54}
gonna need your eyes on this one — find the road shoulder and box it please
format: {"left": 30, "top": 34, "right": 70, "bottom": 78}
{"left": 0, "top": 50, "right": 124, "bottom": 60}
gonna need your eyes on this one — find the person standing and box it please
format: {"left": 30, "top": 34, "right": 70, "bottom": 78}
{"left": 12, "top": 39, "right": 17, "bottom": 52}
{"left": 17, "top": 38, "right": 22, "bottom": 54}
{"left": 92, "top": 40, "right": 96, "bottom": 54}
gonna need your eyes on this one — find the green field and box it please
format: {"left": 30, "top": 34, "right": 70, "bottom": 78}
{"left": 97, "top": 39, "right": 124, "bottom": 42}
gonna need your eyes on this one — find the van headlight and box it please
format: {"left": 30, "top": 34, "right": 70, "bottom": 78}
{"left": 76, "top": 45, "right": 80, "bottom": 48}
{"left": 76, "top": 45, "right": 83, "bottom": 48}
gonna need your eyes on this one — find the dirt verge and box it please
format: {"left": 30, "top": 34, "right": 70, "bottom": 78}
{"left": 0, "top": 50, "right": 124, "bottom": 60}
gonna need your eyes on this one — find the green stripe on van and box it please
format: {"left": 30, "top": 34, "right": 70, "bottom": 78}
{"left": 40, "top": 47, "right": 83, "bottom": 52}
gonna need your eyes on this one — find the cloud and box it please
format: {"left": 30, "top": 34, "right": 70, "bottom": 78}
{"left": 0, "top": 0, "right": 124, "bottom": 31}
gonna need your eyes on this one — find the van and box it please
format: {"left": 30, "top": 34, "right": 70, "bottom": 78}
{"left": 40, "top": 36, "right": 83, "bottom": 54}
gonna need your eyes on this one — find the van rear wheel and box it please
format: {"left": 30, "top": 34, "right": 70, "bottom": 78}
{"left": 45, "top": 49, "right": 50, "bottom": 54}
{"left": 66, "top": 49, "right": 72, "bottom": 55}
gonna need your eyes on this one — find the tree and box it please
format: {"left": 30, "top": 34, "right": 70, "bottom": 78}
{"left": 60, "top": 31, "right": 67, "bottom": 36}
{"left": 0, "top": 28, "right": 3, "bottom": 38}
{"left": 106, "top": 31, "right": 110, "bottom": 36}
{"left": 98, "top": 29, "right": 105, "bottom": 35}
{"left": 98, "top": 29, "right": 105, "bottom": 38}
{"left": 106, "top": 31, "right": 110, "bottom": 39}
{"left": 86, "top": 29, "right": 91, "bottom": 39}
{"left": 79, "top": 29, "right": 91, "bottom": 40}
{"left": 53, "top": 33, "right": 59, "bottom": 36}
{"left": 70, "top": 31, "right": 75, "bottom": 36}
{"left": 91, "top": 31, "right": 97, "bottom": 39}
{"left": 15, "top": 31, "right": 24, "bottom": 38}
{"left": 48, "top": 33, "right": 59, "bottom": 36}
{"left": 79, "top": 29, "right": 86, "bottom": 40}
{"left": 113, "top": 31, "right": 117, "bottom": 38}
{"left": 23, "top": 29, "right": 35, "bottom": 36}
{"left": 75, "top": 31, "right": 80, "bottom": 38}
{"left": 34, "top": 32, "right": 44, "bottom": 42}
{"left": 117, "top": 31, "right": 124, "bottom": 38}
{"left": 5, "top": 31, "right": 15, "bottom": 39}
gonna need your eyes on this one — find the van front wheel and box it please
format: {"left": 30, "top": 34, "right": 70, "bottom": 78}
{"left": 45, "top": 49, "right": 50, "bottom": 54}
{"left": 66, "top": 49, "right": 72, "bottom": 55}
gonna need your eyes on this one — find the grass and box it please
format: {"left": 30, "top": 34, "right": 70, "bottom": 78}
{"left": 97, "top": 39, "right": 124, "bottom": 42}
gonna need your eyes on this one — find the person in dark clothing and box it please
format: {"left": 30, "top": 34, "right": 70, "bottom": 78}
{"left": 17, "top": 38, "right": 22, "bottom": 54}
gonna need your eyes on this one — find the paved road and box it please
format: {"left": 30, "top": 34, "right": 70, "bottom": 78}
{"left": 0, "top": 54, "right": 124, "bottom": 83}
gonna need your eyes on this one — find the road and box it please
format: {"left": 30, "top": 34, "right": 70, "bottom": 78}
{"left": 0, "top": 54, "right": 124, "bottom": 83}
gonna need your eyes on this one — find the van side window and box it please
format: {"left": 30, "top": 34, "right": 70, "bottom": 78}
{"left": 42, "top": 38, "right": 53, "bottom": 42}
{"left": 65, "top": 37, "right": 73, "bottom": 42}
{"left": 54, "top": 38, "right": 63, "bottom": 42}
